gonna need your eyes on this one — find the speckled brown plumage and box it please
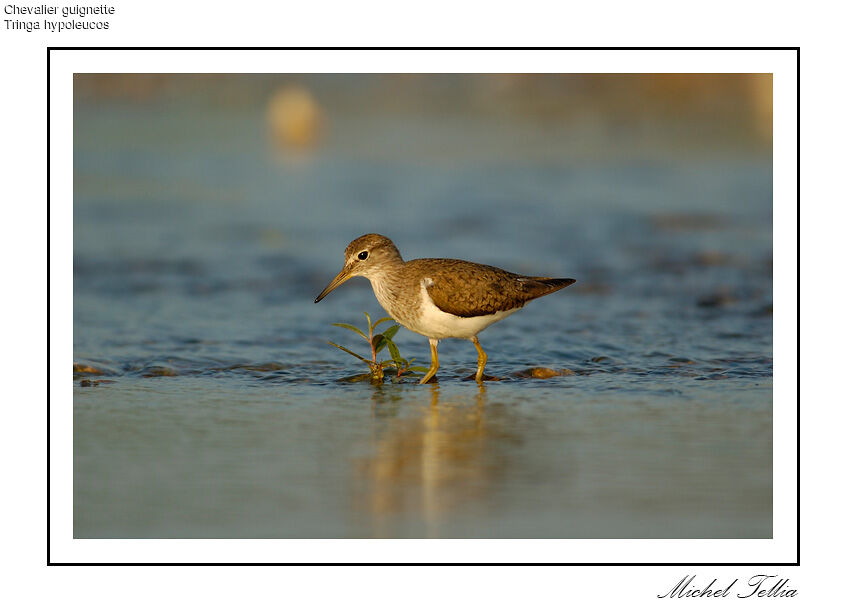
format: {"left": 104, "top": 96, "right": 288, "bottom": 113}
{"left": 410, "top": 259, "right": 575, "bottom": 317}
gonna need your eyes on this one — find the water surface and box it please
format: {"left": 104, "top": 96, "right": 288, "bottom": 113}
{"left": 73, "top": 81, "right": 772, "bottom": 538}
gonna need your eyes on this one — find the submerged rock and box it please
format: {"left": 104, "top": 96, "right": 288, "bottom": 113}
{"left": 694, "top": 251, "right": 730, "bottom": 266}
{"left": 514, "top": 367, "right": 574, "bottom": 379}
{"left": 141, "top": 366, "right": 178, "bottom": 377}
{"left": 696, "top": 291, "right": 737, "bottom": 308}
{"left": 79, "top": 379, "right": 116, "bottom": 387}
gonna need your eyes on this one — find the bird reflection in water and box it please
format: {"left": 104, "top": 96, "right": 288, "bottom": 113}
{"left": 354, "top": 384, "right": 510, "bottom": 538}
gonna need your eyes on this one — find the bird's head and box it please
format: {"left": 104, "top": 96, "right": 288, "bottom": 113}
{"left": 314, "top": 234, "right": 403, "bottom": 303}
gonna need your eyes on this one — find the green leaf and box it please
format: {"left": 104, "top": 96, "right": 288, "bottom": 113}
{"left": 363, "top": 311, "right": 373, "bottom": 333}
{"left": 327, "top": 341, "right": 372, "bottom": 365}
{"left": 373, "top": 317, "right": 394, "bottom": 329}
{"left": 373, "top": 326, "right": 401, "bottom": 356}
{"left": 410, "top": 366, "right": 430, "bottom": 373}
{"left": 331, "top": 322, "right": 368, "bottom": 340}
{"left": 376, "top": 326, "right": 401, "bottom": 354}
{"left": 385, "top": 337, "right": 403, "bottom": 363}
{"left": 382, "top": 324, "right": 401, "bottom": 341}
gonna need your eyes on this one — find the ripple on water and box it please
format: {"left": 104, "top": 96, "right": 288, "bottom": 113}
{"left": 73, "top": 349, "right": 773, "bottom": 389}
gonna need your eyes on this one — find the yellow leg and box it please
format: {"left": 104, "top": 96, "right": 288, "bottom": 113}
{"left": 419, "top": 338, "right": 440, "bottom": 384}
{"left": 471, "top": 336, "right": 487, "bottom": 382}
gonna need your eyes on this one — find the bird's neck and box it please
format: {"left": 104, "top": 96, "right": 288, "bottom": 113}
{"left": 367, "top": 261, "right": 407, "bottom": 312}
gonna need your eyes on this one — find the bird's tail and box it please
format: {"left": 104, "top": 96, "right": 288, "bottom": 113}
{"left": 522, "top": 277, "right": 576, "bottom": 300}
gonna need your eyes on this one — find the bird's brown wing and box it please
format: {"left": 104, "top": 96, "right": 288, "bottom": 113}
{"left": 416, "top": 258, "right": 575, "bottom": 318}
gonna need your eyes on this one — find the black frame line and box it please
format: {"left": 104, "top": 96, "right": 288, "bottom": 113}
{"left": 50, "top": 46, "right": 799, "bottom": 566}
{"left": 49, "top": 46, "right": 796, "bottom": 51}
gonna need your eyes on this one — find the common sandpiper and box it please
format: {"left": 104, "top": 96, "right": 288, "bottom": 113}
{"left": 315, "top": 234, "right": 575, "bottom": 383}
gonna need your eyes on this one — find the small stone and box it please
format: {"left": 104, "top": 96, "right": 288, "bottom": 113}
{"left": 692, "top": 251, "right": 732, "bottom": 266}
{"left": 141, "top": 366, "right": 177, "bottom": 377}
{"left": 697, "top": 291, "right": 737, "bottom": 308}
{"left": 531, "top": 367, "right": 560, "bottom": 378}
{"left": 513, "top": 367, "right": 571, "bottom": 379}
{"left": 74, "top": 363, "right": 103, "bottom": 374}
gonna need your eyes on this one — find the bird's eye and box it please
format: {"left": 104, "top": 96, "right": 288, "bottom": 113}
{"left": 358, "top": 251, "right": 369, "bottom": 260}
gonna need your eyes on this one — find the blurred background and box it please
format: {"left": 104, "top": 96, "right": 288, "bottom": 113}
{"left": 74, "top": 74, "right": 772, "bottom": 539}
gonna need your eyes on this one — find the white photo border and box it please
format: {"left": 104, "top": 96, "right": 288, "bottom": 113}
{"left": 50, "top": 48, "right": 797, "bottom": 565}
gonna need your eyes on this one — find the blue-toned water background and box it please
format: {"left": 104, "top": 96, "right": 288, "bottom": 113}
{"left": 73, "top": 75, "right": 772, "bottom": 538}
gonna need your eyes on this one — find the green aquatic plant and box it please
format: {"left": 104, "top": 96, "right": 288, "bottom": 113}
{"left": 328, "top": 312, "right": 427, "bottom": 383}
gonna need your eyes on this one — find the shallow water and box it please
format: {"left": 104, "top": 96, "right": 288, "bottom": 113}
{"left": 73, "top": 88, "right": 772, "bottom": 538}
